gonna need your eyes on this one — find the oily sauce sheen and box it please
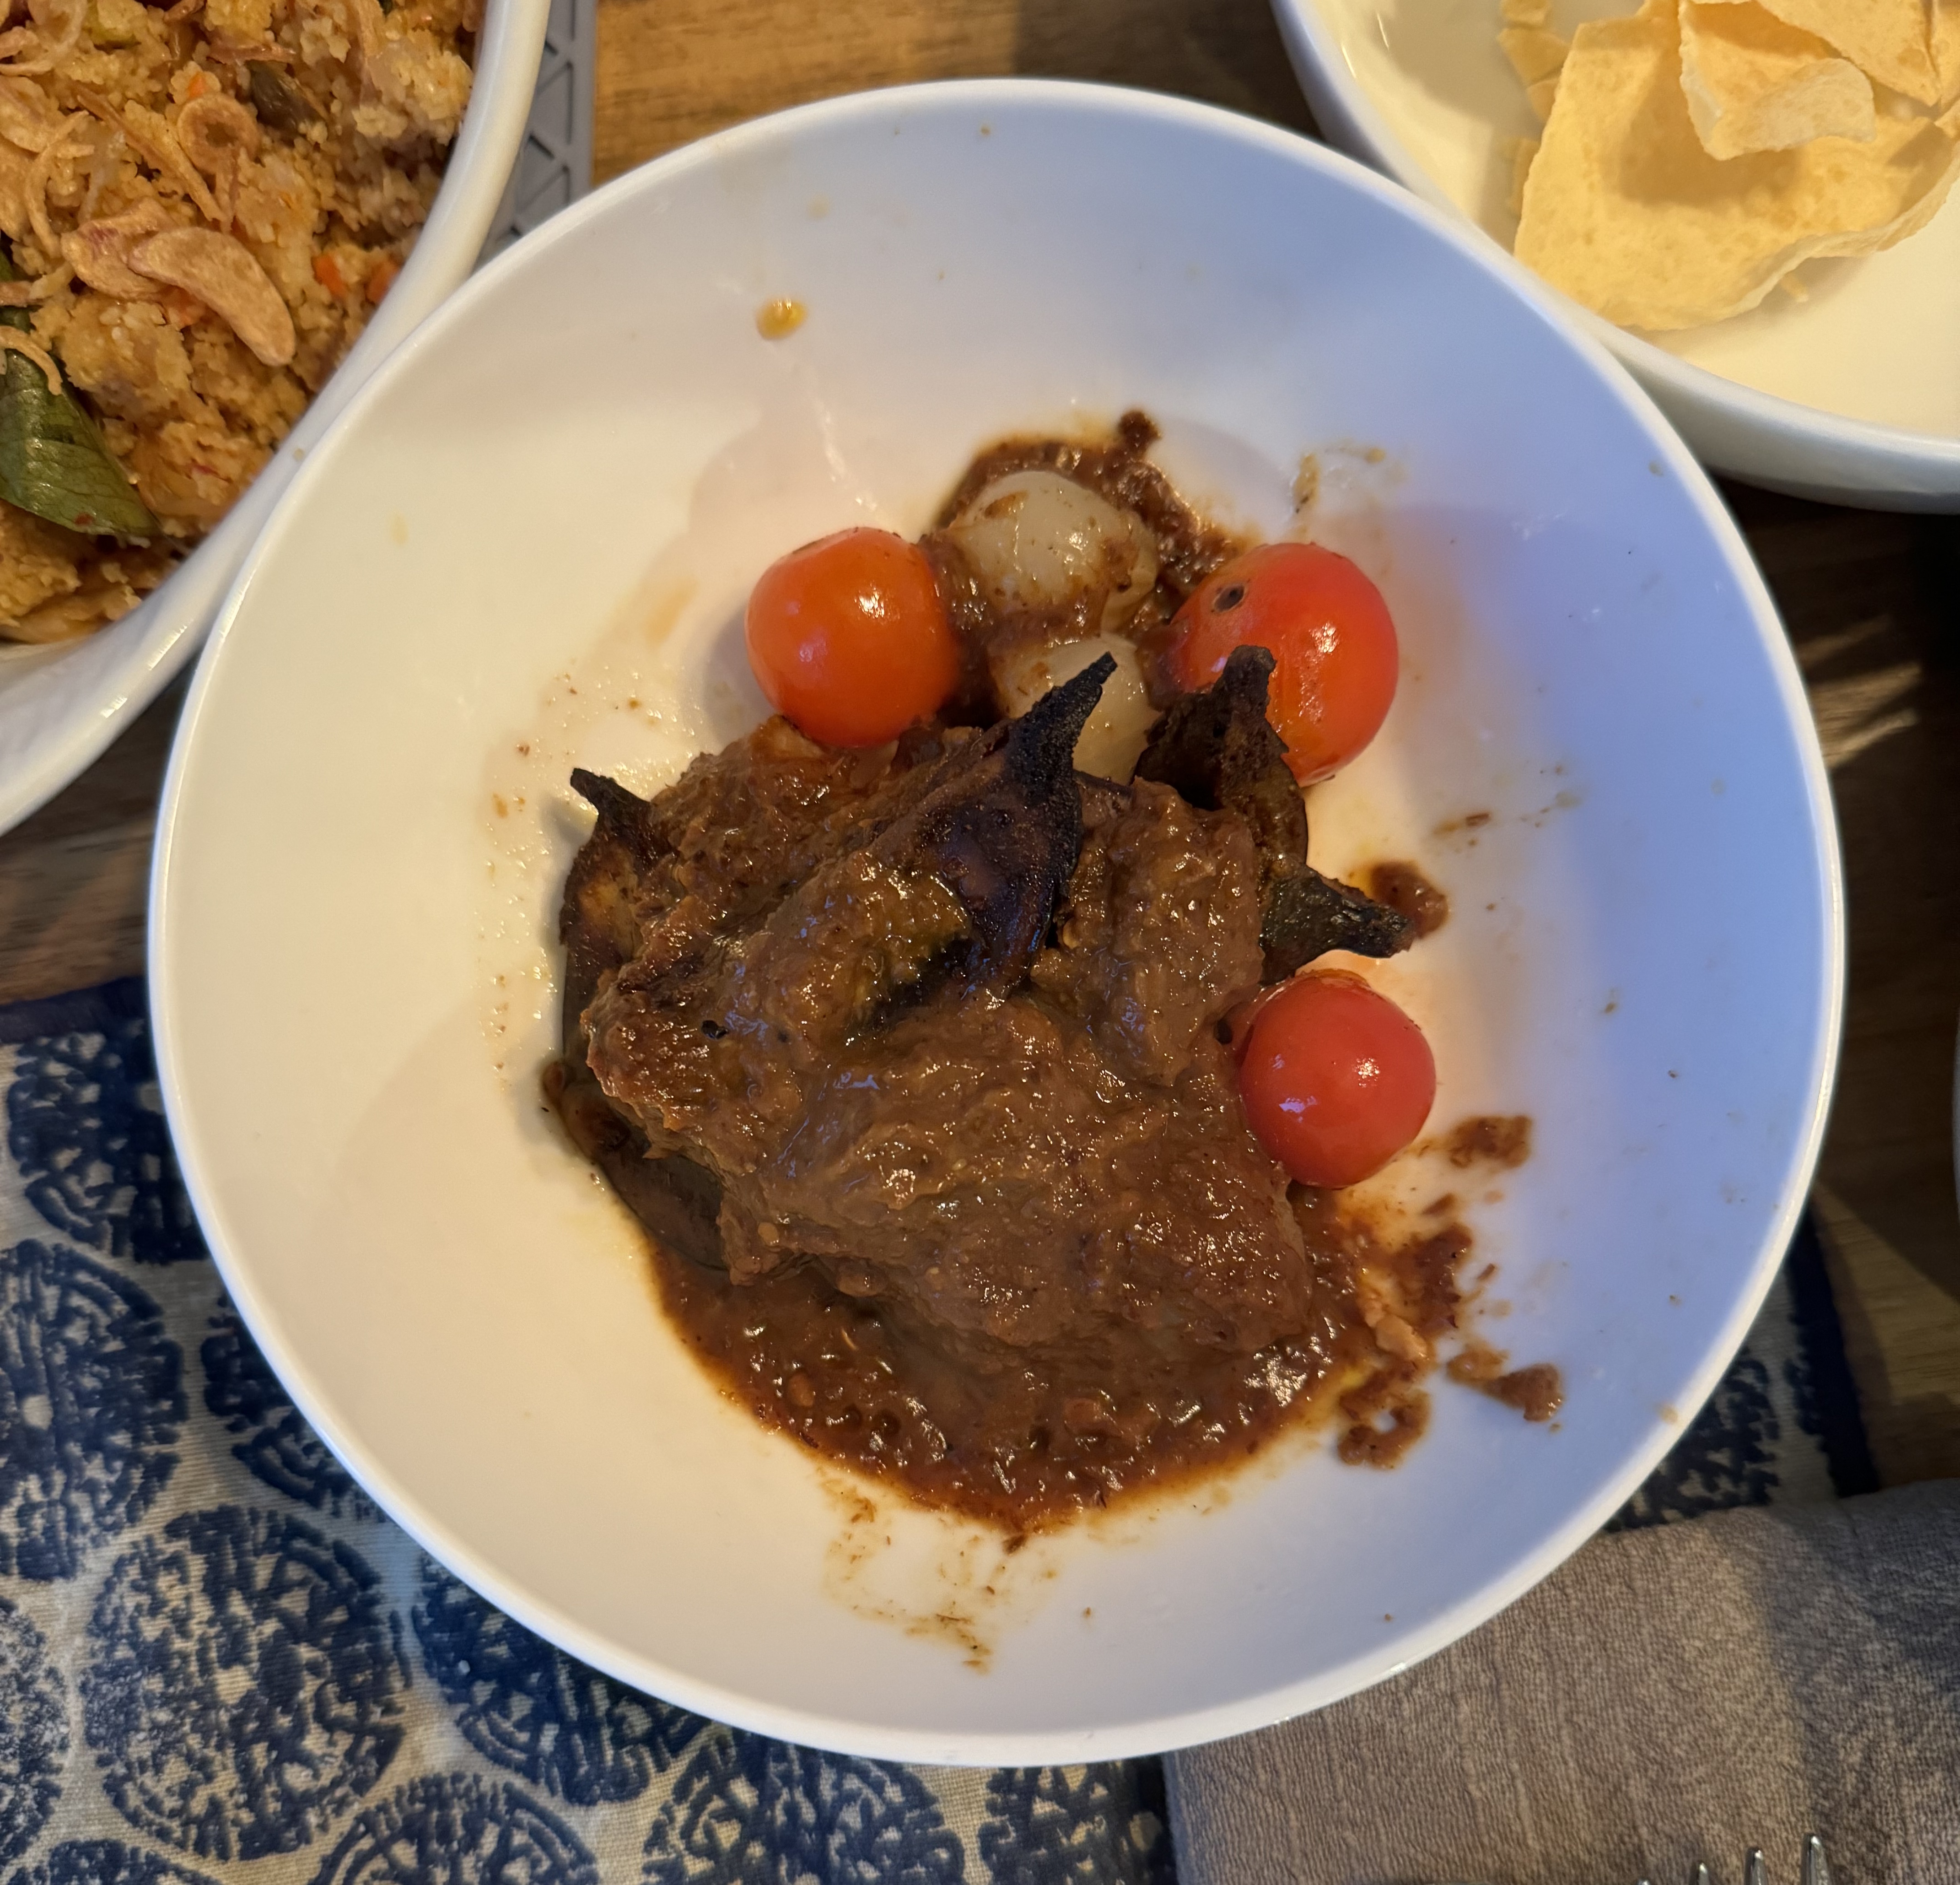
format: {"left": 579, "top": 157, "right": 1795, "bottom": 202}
{"left": 650, "top": 1194, "right": 1373, "bottom": 1527}
{"left": 643, "top": 1173, "right": 1519, "bottom": 1525}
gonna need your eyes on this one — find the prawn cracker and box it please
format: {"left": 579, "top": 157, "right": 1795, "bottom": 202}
{"left": 1516, "top": 0, "right": 1960, "bottom": 328}
{"left": 1502, "top": 21, "right": 1571, "bottom": 117}
{"left": 1679, "top": 0, "right": 1874, "bottom": 156}
{"left": 1502, "top": 22, "right": 1571, "bottom": 83}
{"left": 1696, "top": 0, "right": 1939, "bottom": 102}
{"left": 1502, "top": 132, "right": 1541, "bottom": 216}
{"left": 1935, "top": 0, "right": 1960, "bottom": 103}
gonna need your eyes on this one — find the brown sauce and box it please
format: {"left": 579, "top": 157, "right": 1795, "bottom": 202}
{"left": 1364, "top": 860, "right": 1451, "bottom": 937}
{"left": 650, "top": 1181, "right": 1490, "bottom": 1518}
{"left": 653, "top": 1191, "right": 1362, "bottom": 1524}
{"left": 1490, "top": 1365, "right": 1564, "bottom": 1421}
{"left": 1441, "top": 1114, "right": 1534, "bottom": 1170}
{"left": 1448, "top": 1339, "right": 1565, "bottom": 1423}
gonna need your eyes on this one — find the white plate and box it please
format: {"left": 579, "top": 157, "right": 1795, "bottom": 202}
{"left": 0, "top": 0, "right": 549, "bottom": 837}
{"left": 1273, "top": 0, "right": 1960, "bottom": 507}
{"left": 151, "top": 80, "right": 1842, "bottom": 1763}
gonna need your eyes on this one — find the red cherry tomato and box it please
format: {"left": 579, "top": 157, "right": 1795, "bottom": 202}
{"left": 1237, "top": 971, "right": 1436, "bottom": 1188}
{"left": 1170, "top": 542, "right": 1399, "bottom": 784}
{"left": 745, "top": 528, "right": 958, "bottom": 747}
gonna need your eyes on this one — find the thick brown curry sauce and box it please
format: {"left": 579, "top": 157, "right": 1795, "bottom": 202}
{"left": 643, "top": 1172, "right": 1502, "bottom": 1529}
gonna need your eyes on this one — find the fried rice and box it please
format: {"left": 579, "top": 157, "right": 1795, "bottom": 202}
{"left": 0, "top": 0, "right": 476, "bottom": 641}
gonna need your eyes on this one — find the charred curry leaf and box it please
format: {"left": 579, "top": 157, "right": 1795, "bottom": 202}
{"left": 908, "top": 652, "right": 1112, "bottom": 982}
{"left": 1137, "top": 643, "right": 1411, "bottom": 979}
{"left": 0, "top": 245, "right": 160, "bottom": 543}
{"left": 1260, "top": 871, "right": 1412, "bottom": 979}
{"left": 1135, "top": 644, "right": 1308, "bottom": 874}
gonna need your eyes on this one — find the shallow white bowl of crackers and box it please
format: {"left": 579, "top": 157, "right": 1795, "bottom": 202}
{"left": 152, "top": 81, "right": 1840, "bottom": 1761}
{"left": 1275, "top": 0, "right": 1960, "bottom": 505}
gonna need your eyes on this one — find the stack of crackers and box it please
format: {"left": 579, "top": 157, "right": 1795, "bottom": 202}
{"left": 1504, "top": 0, "right": 1960, "bottom": 328}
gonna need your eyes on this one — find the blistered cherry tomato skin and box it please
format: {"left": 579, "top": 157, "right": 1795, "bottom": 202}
{"left": 1237, "top": 972, "right": 1436, "bottom": 1188}
{"left": 745, "top": 528, "right": 959, "bottom": 747}
{"left": 1170, "top": 542, "right": 1400, "bottom": 784}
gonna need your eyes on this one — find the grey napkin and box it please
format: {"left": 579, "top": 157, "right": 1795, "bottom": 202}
{"left": 1167, "top": 1483, "right": 1960, "bottom": 1885}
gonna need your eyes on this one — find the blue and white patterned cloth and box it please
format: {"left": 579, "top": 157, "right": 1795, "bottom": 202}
{"left": 0, "top": 982, "right": 1873, "bottom": 1885}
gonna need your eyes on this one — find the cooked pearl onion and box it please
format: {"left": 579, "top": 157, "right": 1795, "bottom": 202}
{"left": 948, "top": 469, "right": 1158, "bottom": 634}
{"left": 995, "top": 634, "right": 1155, "bottom": 782}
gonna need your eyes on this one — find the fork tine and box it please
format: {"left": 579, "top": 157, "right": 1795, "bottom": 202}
{"left": 1641, "top": 1837, "right": 1832, "bottom": 1885}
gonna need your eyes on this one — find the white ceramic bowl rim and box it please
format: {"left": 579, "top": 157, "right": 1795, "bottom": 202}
{"left": 152, "top": 76, "right": 1846, "bottom": 1762}
{"left": 1276, "top": 0, "right": 1960, "bottom": 481}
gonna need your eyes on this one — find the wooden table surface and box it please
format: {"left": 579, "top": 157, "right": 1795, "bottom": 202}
{"left": 4, "top": 0, "right": 1956, "bottom": 1483}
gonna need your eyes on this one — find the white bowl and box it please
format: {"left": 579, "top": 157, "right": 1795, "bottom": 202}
{"left": 1273, "top": 0, "right": 1960, "bottom": 507}
{"left": 0, "top": 0, "right": 549, "bottom": 836}
{"left": 151, "top": 80, "right": 1842, "bottom": 1763}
